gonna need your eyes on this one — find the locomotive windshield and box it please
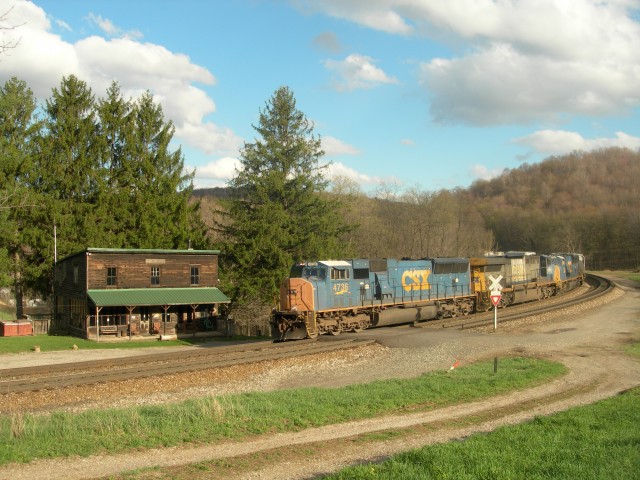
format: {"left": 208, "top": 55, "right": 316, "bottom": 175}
{"left": 289, "top": 263, "right": 327, "bottom": 279}
{"left": 304, "top": 266, "right": 326, "bottom": 279}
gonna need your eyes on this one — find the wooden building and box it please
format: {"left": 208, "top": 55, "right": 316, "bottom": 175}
{"left": 53, "top": 248, "right": 230, "bottom": 339}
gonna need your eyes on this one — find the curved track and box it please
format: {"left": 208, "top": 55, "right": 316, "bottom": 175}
{"left": 0, "top": 274, "right": 613, "bottom": 394}
{"left": 419, "top": 273, "right": 613, "bottom": 331}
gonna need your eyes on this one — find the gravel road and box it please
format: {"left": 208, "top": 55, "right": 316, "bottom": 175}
{"left": 0, "top": 274, "right": 638, "bottom": 480}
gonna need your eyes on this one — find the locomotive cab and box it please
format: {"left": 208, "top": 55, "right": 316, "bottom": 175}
{"left": 271, "top": 263, "right": 322, "bottom": 341}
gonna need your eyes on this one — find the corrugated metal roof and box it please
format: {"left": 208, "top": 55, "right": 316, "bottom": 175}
{"left": 87, "top": 287, "right": 230, "bottom": 307}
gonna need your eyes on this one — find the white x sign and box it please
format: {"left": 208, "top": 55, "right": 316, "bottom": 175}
{"left": 488, "top": 274, "right": 503, "bottom": 291}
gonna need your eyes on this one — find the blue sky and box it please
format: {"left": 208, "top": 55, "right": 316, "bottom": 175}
{"left": 2, "top": 0, "right": 639, "bottom": 193}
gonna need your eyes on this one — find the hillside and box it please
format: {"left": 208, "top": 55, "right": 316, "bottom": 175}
{"left": 193, "top": 147, "right": 640, "bottom": 269}
{"left": 468, "top": 147, "right": 640, "bottom": 269}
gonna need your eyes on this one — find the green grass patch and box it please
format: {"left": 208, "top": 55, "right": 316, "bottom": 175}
{"left": 326, "top": 387, "right": 640, "bottom": 480}
{"left": 0, "top": 357, "right": 564, "bottom": 465}
{"left": 0, "top": 304, "right": 14, "bottom": 321}
{"left": 593, "top": 270, "right": 640, "bottom": 284}
{"left": 628, "top": 274, "right": 640, "bottom": 283}
{"left": 0, "top": 334, "right": 268, "bottom": 354}
{"left": 0, "top": 335, "right": 213, "bottom": 354}
{"left": 627, "top": 342, "right": 640, "bottom": 359}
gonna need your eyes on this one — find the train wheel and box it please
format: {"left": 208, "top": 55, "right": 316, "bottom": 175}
{"left": 351, "top": 320, "right": 366, "bottom": 333}
{"left": 329, "top": 325, "right": 342, "bottom": 336}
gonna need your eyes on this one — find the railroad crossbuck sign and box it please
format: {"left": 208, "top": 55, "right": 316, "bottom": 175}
{"left": 488, "top": 275, "right": 503, "bottom": 292}
{"left": 488, "top": 274, "right": 503, "bottom": 309}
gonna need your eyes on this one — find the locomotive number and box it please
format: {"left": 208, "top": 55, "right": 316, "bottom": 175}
{"left": 333, "top": 282, "right": 350, "bottom": 295}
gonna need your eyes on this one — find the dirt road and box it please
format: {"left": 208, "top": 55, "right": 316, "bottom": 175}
{"left": 0, "top": 274, "right": 638, "bottom": 479}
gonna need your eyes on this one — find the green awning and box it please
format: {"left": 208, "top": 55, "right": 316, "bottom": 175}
{"left": 88, "top": 287, "right": 230, "bottom": 307}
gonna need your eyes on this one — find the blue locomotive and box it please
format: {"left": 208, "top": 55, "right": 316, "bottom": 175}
{"left": 271, "top": 252, "right": 585, "bottom": 340}
{"left": 271, "top": 257, "right": 475, "bottom": 340}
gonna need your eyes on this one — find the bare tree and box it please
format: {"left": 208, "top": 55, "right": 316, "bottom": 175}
{"left": 0, "top": 6, "right": 22, "bottom": 58}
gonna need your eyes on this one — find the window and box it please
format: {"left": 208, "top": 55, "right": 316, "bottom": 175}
{"left": 107, "top": 267, "right": 117, "bottom": 286}
{"left": 190, "top": 266, "right": 199, "bottom": 285}
{"left": 353, "top": 268, "right": 370, "bottom": 280}
{"left": 151, "top": 266, "right": 160, "bottom": 285}
{"left": 73, "top": 265, "right": 79, "bottom": 285}
{"left": 331, "top": 268, "right": 350, "bottom": 280}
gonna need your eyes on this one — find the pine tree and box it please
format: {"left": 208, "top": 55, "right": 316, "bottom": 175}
{"left": 126, "top": 91, "right": 206, "bottom": 249}
{"left": 37, "top": 75, "right": 101, "bottom": 258}
{"left": 219, "top": 86, "right": 350, "bottom": 306}
{"left": 0, "top": 77, "right": 43, "bottom": 315}
{"left": 95, "top": 81, "right": 136, "bottom": 247}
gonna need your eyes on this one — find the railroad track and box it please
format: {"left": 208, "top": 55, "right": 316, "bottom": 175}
{"left": 0, "top": 275, "right": 614, "bottom": 394}
{"left": 418, "top": 273, "right": 613, "bottom": 331}
{"left": 0, "top": 338, "right": 375, "bottom": 394}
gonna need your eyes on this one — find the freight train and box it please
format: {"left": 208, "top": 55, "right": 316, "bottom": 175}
{"left": 270, "top": 252, "right": 585, "bottom": 341}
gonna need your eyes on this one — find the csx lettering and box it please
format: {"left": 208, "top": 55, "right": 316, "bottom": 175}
{"left": 402, "top": 269, "right": 430, "bottom": 292}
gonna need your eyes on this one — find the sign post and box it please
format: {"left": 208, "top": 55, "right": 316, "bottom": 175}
{"left": 487, "top": 275, "right": 503, "bottom": 331}
{"left": 490, "top": 290, "right": 502, "bottom": 330}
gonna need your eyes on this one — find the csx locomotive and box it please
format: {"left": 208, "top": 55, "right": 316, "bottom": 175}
{"left": 270, "top": 252, "right": 585, "bottom": 340}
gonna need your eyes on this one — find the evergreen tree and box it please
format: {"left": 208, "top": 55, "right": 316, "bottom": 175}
{"left": 0, "top": 77, "right": 42, "bottom": 315}
{"left": 95, "top": 81, "right": 136, "bottom": 247}
{"left": 219, "top": 86, "right": 350, "bottom": 306}
{"left": 37, "top": 75, "right": 101, "bottom": 259}
{"left": 127, "top": 91, "right": 206, "bottom": 249}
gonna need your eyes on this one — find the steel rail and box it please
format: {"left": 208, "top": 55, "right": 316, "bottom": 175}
{"left": 421, "top": 273, "right": 613, "bottom": 331}
{"left": 0, "top": 338, "right": 374, "bottom": 394}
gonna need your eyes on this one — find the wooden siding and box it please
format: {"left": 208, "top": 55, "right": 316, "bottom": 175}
{"left": 55, "top": 251, "right": 89, "bottom": 299}
{"left": 86, "top": 252, "right": 219, "bottom": 290}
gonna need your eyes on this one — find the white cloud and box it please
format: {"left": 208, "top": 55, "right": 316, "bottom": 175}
{"left": 324, "top": 161, "right": 389, "bottom": 186}
{"left": 53, "top": 18, "right": 72, "bottom": 32}
{"left": 85, "top": 12, "right": 142, "bottom": 39}
{"left": 301, "top": 0, "right": 640, "bottom": 125}
{"left": 86, "top": 13, "right": 118, "bottom": 36}
{"left": 0, "top": 1, "right": 241, "bottom": 157}
{"left": 191, "top": 157, "right": 241, "bottom": 188}
{"left": 470, "top": 164, "right": 504, "bottom": 181}
{"left": 421, "top": 42, "right": 639, "bottom": 125}
{"left": 192, "top": 156, "right": 386, "bottom": 191}
{"left": 321, "top": 135, "right": 360, "bottom": 155}
{"left": 323, "top": 54, "right": 399, "bottom": 91}
{"left": 514, "top": 130, "right": 640, "bottom": 154}
{"left": 295, "top": 0, "right": 413, "bottom": 35}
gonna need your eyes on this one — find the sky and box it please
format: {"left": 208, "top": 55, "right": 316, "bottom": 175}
{"left": 1, "top": 0, "right": 639, "bottom": 194}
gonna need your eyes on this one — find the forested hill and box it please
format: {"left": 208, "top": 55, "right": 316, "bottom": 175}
{"left": 467, "top": 147, "right": 640, "bottom": 269}
{"left": 468, "top": 148, "right": 639, "bottom": 215}
{"left": 194, "top": 147, "right": 640, "bottom": 270}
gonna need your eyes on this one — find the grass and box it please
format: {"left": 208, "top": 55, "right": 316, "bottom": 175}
{"left": 627, "top": 342, "right": 640, "bottom": 359}
{"left": 0, "top": 304, "right": 14, "bottom": 321}
{"left": 0, "top": 335, "right": 213, "bottom": 354}
{"left": 326, "top": 387, "right": 640, "bottom": 480}
{"left": 0, "top": 357, "right": 565, "bottom": 465}
{"left": 615, "top": 271, "right": 640, "bottom": 283}
{"left": 0, "top": 334, "right": 269, "bottom": 354}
